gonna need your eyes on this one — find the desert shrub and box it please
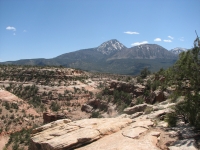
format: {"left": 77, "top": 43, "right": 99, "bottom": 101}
{"left": 6, "top": 128, "right": 32, "bottom": 149}
{"left": 137, "top": 77, "right": 143, "bottom": 83}
{"left": 135, "top": 97, "right": 144, "bottom": 105}
{"left": 113, "top": 90, "right": 132, "bottom": 105}
{"left": 50, "top": 101, "right": 60, "bottom": 112}
{"left": 151, "top": 80, "right": 161, "bottom": 91}
{"left": 140, "top": 67, "right": 151, "bottom": 78}
{"left": 117, "top": 102, "right": 128, "bottom": 113}
{"left": 11, "top": 103, "right": 19, "bottom": 109}
{"left": 29, "top": 96, "right": 41, "bottom": 108}
{"left": 0, "top": 128, "right": 2, "bottom": 134}
{"left": 90, "top": 111, "right": 101, "bottom": 118}
{"left": 4, "top": 101, "right": 10, "bottom": 110}
{"left": 165, "top": 113, "right": 177, "bottom": 127}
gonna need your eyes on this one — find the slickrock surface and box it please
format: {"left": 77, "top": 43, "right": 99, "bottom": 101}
{"left": 30, "top": 101, "right": 199, "bottom": 150}
{"left": 0, "top": 89, "right": 23, "bottom": 102}
{"left": 30, "top": 118, "right": 132, "bottom": 150}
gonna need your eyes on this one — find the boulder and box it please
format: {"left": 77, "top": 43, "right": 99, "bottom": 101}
{"left": 130, "top": 112, "right": 143, "bottom": 119}
{"left": 81, "top": 104, "right": 93, "bottom": 113}
{"left": 107, "top": 105, "right": 117, "bottom": 117}
{"left": 134, "top": 84, "right": 145, "bottom": 97}
{"left": 154, "top": 90, "right": 165, "bottom": 103}
{"left": 123, "top": 104, "right": 153, "bottom": 115}
{"left": 87, "top": 99, "right": 108, "bottom": 110}
{"left": 145, "top": 90, "right": 165, "bottom": 104}
{"left": 147, "top": 109, "right": 170, "bottom": 119}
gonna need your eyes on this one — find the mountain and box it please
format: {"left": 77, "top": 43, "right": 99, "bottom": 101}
{"left": 1, "top": 39, "right": 178, "bottom": 75}
{"left": 109, "top": 44, "right": 177, "bottom": 60}
{"left": 97, "top": 39, "right": 127, "bottom": 55}
{"left": 170, "top": 47, "right": 188, "bottom": 55}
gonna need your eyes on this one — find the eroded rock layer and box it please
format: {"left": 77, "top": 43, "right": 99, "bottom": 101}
{"left": 30, "top": 118, "right": 132, "bottom": 150}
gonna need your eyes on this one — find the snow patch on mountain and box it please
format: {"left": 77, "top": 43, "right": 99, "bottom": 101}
{"left": 97, "top": 39, "right": 126, "bottom": 55}
{"left": 170, "top": 47, "right": 188, "bottom": 55}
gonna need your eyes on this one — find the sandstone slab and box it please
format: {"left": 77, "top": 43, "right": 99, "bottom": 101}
{"left": 76, "top": 123, "right": 159, "bottom": 150}
{"left": 124, "top": 104, "right": 152, "bottom": 115}
{"left": 122, "top": 127, "right": 147, "bottom": 139}
{"left": 30, "top": 118, "right": 132, "bottom": 150}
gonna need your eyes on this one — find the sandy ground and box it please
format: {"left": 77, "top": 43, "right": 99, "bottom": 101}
{"left": 0, "top": 135, "right": 9, "bottom": 150}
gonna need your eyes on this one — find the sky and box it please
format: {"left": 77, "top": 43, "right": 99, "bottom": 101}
{"left": 0, "top": 0, "right": 200, "bottom": 62}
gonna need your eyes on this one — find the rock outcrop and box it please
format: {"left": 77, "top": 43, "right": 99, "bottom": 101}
{"left": 30, "top": 118, "right": 132, "bottom": 150}
{"left": 81, "top": 104, "right": 93, "bottom": 113}
{"left": 30, "top": 101, "right": 199, "bottom": 150}
{"left": 109, "top": 81, "right": 145, "bottom": 96}
{"left": 43, "top": 112, "right": 66, "bottom": 124}
{"left": 145, "top": 90, "right": 166, "bottom": 104}
{"left": 123, "top": 103, "right": 153, "bottom": 115}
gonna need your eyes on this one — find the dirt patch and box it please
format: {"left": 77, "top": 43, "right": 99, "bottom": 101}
{"left": 0, "top": 135, "right": 9, "bottom": 150}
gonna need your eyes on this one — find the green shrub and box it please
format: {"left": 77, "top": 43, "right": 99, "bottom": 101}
{"left": 165, "top": 113, "right": 177, "bottom": 127}
{"left": 90, "top": 111, "right": 101, "bottom": 118}
{"left": 135, "top": 97, "right": 144, "bottom": 105}
{"left": 50, "top": 101, "right": 60, "bottom": 112}
{"left": 140, "top": 67, "right": 151, "bottom": 78}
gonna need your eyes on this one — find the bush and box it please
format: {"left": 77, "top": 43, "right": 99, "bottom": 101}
{"left": 50, "top": 101, "right": 60, "bottom": 112}
{"left": 135, "top": 97, "right": 144, "bottom": 105}
{"left": 165, "top": 113, "right": 177, "bottom": 127}
{"left": 90, "top": 111, "right": 101, "bottom": 118}
{"left": 140, "top": 67, "right": 151, "bottom": 78}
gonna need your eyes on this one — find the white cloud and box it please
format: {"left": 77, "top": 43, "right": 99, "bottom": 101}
{"left": 6, "top": 26, "right": 16, "bottom": 31}
{"left": 163, "top": 39, "right": 172, "bottom": 42}
{"left": 124, "top": 31, "right": 139, "bottom": 34}
{"left": 131, "top": 41, "right": 148, "bottom": 46}
{"left": 168, "top": 36, "right": 174, "bottom": 39}
{"left": 154, "top": 38, "right": 161, "bottom": 41}
{"left": 180, "top": 37, "right": 184, "bottom": 41}
{"left": 13, "top": 33, "right": 16, "bottom": 36}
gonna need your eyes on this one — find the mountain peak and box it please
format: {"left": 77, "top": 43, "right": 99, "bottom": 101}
{"left": 97, "top": 39, "right": 127, "bottom": 55}
{"left": 170, "top": 47, "right": 188, "bottom": 55}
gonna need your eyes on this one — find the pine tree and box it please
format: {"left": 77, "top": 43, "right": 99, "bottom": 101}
{"left": 171, "top": 47, "right": 200, "bottom": 128}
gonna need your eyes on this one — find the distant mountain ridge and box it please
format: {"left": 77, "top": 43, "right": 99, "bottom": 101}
{"left": 109, "top": 44, "right": 177, "bottom": 60}
{"left": 170, "top": 47, "right": 188, "bottom": 55}
{"left": 1, "top": 39, "right": 179, "bottom": 75}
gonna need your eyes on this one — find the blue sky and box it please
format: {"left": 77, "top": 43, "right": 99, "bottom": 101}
{"left": 0, "top": 0, "right": 200, "bottom": 62}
